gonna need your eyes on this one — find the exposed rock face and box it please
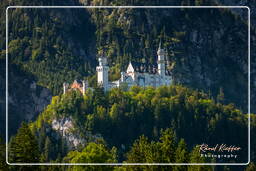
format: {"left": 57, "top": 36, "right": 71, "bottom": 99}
{"left": 50, "top": 116, "right": 103, "bottom": 149}
{"left": 8, "top": 82, "right": 52, "bottom": 121}
{"left": 0, "top": 62, "right": 52, "bottom": 138}
{"left": 89, "top": 6, "right": 255, "bottom": 112}
{"left": 51, "top": 117, "right": 85, "bottom": 148}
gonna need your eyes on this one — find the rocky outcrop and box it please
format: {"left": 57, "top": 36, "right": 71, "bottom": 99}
{"left": 0, "top": 62, "right": 52, "bottom": 137}
{"left": 51, "top": 117, "right": 85, "bottom": 148}
{"left": 50, "top": 116, "right": 102, "bottom": 149}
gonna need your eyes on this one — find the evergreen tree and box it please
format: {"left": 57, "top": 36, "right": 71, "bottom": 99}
{"left": 44, "top": 136, "right": 52, "bottom": 162}
{"left": 188, "top": 146, "right": 211, "bottom": 171}
{"left": 245, "top": 162, "right": 256, "bottom": 171}
{"left": 158, "top": 128, "right": 177, "bottom": 163}
{"left": 9, "top": 122, "right": 40, "bottom": 163}
{"left": 125, "top": 135, "right": 154, "bottom": 171}
{"left": 38, "top": 123, "right": 46, "bottom": 152}
{"left": 126, "top": 135, "right": 151, "bottom": 163}
{"left": 173, "top": 139, "right": 189, "bottom": 171}
{"left": 9, "top": 122, "right": 40, "bottom": 171}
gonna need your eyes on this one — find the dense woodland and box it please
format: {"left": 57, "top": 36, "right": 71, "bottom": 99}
{"left": 0, "top": 0, "right": 252, "bottom": 110}
{"left": 1, "top": 85, "right": 255, "bottom": 170}
{"left": 0, "top": 0, "right": 255, "bottom": 170}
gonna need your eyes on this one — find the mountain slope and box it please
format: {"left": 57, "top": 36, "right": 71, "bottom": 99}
{"left": 1, "top": 0, "right": 255, "bottom": 137}
{"left": 30, "top": 86, "right": 252, "bottom": 163}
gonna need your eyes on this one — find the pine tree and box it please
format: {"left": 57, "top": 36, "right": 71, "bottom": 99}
{"left": 38, "top": 123, "right": 46, "bottom": 152}
{"left": 9, "top": 122, "right": 40, "bottom": 163}
{"left": 8, "top": 122, "right": 40, "bottom": 171}
{"left": 188, "top": 146, "right": 211, "bottom": 171}
{"left": 173, "top": 139, "right": 189, "bottom": 171}
{"left": 125, "top": 135, "right": 153, "bottom": 171}
{"left": 158, "top": 128, "right": 177, "bottom": 163}
{"left": 44, "top": 136, "right": 51, "bottom": 162}
{"left": 126, "top": 135, "right": 151, "bottom": 163}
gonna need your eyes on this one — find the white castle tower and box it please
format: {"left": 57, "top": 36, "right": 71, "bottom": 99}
{"left": 63, "top": 82, "right": 69, "bottom": 94}
{"left": 96, "top": 53, "right": 109, "bottom": 91}
{"left": 157, "top": 40, "right": 166, "bottom": 77}
{"left": 95, "top": 39, "right": 172, "bottom": 91}
{"left": 82, "top": 80, "right": 88, "bottom": 94}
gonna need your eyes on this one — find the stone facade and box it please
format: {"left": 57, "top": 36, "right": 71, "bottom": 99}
{"left": 97, "top": 41, "right": 173, "bottom": 91}
{"left": 63, "top": 41, "right": 173, "bottom": 94}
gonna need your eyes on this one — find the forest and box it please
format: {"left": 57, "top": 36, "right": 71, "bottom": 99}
{"left": 1, "top": 0, "right": 251, "bottom": 110}
{"left": 1, "top": 85, "right": 255, "bottom": 170}
{"left": 0, "top": 0, "right": 255, "bottom": 170}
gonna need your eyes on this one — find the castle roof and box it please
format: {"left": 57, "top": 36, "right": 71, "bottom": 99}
{"left": 73, "top": 79, "right": 83, "bottom": 85}
{"left": 130, "top": 61, "right": 172, "bottom": 76}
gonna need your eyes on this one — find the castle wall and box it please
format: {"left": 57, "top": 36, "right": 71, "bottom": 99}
{"left": 96, "top": 42, "right": 172, "bottom": 91}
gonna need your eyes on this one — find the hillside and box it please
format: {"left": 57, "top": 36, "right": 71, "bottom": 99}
{"left": 30, "top": 86, "right": 251, "bottom": 162}
{"left": 2, "top": 85, "right": 253, "bottom": 171}
{"left": 1, "top": 0, "right": 255, "bottom": 138}
{"left": 0, "top": 0, "right": 255, "bottom": 169}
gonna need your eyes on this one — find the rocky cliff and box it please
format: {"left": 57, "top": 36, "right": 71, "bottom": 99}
{"left": 0, "top": 60, "right": 52, "bottom": 137}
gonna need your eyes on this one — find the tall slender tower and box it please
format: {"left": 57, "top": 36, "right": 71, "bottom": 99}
{"left": 96, "top": 54, "right": 109, "bottom": 91}
{"left": 157, "top": 40, "right": 166, "bottom": 76}
{"left": 63, "top": 82, "right": 69, "bottom": 94}
{"left": 82, "top": 80, "right": 88, "bottom": 95}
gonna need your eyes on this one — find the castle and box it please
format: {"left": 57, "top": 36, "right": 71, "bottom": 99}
{"left": 96, "top": 41, "right": 173, "bottom": 91}
{"left": 63, "top": 41, "right": 173, "bottom": 94}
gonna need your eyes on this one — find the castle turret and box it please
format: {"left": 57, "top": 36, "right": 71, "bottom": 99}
{"left": 96, "top": 53, "right": 109, "bottom": 91}
{"left": 121, "top": 71, "right": 125, "bottom": 82}
{"left": 157, "top": 40, "right": 166, "bottom": 76}
{"left": 82, "top": 80, "right": 88, "bottom": 95}
{"left": 63, "top": 82, "right": 69, "bottom": 94}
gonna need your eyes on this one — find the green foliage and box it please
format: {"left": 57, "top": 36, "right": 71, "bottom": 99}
{"left": 31, "top": 90, "right": 85, "bottom": 131}
{"left": 44, "top": 137, "right": 52, "bottom": 162}
{"left": 3, "top": 0, "right": 249, "bottom": 112}
{"left": 173, "top": 139, "right": 189, "bottom": 171}
{"left": 0, "top": 138, "right": 8, "bottom": 171}
{"left": 9, "top": 122, "right": 40, "bottom": 163}
{"left": 8, "top": 122, "right": 40, "bottom": 171}
{"left": 124, "top": 129, "right": 182, "bottom": 170}
{"left": 245, "top": 162, "right": 256, "bottom": 171}
{"left": 126, "top": 135, "right": 152, "bottom": 163}
{"left": 123, "top": 128, "right": 208, "bottom": 171}
{"left": 0, "top": 0, "right": 254, "bottom": 169}
{"left": 158, "top": 128, "right": 177, "bottom": 163}
{"left": 89, "top": 3, "right": 249, "bottom": 112}
{"left": 6, "top": 4, "right": 96, "bottom": 95}
{"left": 109, "top": 64, "right": 121, "bottom": 81}
{"left": 31, "top": 48, "right": 41, "bottom": 61}
{"left": 7, "top": 85, "right": 256, "bottom": 170}
{"left": 64, "top": 142, "right": 117, "bottom": 171}
{"left": 30, "top": 85, "right": 250, "bottom": 163}
{"left": 188, "top": 146, "right": 211, "bottom": 171}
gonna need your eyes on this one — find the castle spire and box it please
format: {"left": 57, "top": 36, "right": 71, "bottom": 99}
{"left": 157, "top": 39, "right": 165, "bottom": 76}
{"left": 157, "top": 38, "right": 165, "bottom": 57}
{"left": 158, "top": 38, "right": 163, "bottom": 50}
{"left": 96, "top": 50, "right": 109, "bottom": 91}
